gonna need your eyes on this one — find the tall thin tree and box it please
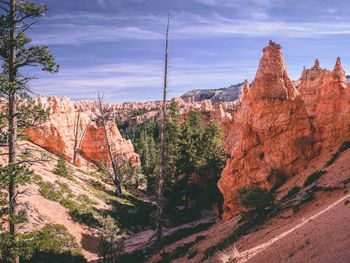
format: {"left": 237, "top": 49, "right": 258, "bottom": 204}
{"left": 156, "top": 15, "right": 170, "bottom": 243}
{"left": 97, "top": 93, "right": 122, "bottom": 196}
{"left": 73, "top": 110, "right": 81, "bottom": 165}
{"left": 0, "top": 1, "right": 58, "bottom": 262}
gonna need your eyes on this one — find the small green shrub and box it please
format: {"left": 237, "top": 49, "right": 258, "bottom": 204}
{"left": 281, "top": 186, "right": 301, "bottom": 202}
{"left": 38, "top": 181, "right": 63, "bottom": 202}
{"left": 325, "top": 141, "right": 350, "bottom": 167}
{"left": 268, "top": 169, "right": 288, "bottom": 194}
{"left": 239, "top": 186, "right": 274, "bottom": 212}
{"left": 303, "top": 170, "right": 327, "bottom": 187}
{"left": 54, "top": 155, "right": 70, "bottom": 178}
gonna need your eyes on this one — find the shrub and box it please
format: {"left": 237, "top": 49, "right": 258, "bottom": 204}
{"left": 99, "top": 216, "right": 124, "bottom": 260}
{"left": 325, "top": 141, "right": 350, "bottom": 167}
{"left": 238, "top": 186, "right": 274, "bottom": 213}
{"left": 303, "top": 170, "right": 327, "bottom": 187}
{"left": 268, "top": 169, "right": 287, "bottom": 194}
{"left": 20, "top": 224, "right": 86, "bottom": 263}
{"left": 38, "top": 181, "right": 63, "bottom": 202}
{"left": 54, "top": 155, "right": 69, "bottom": 178}
{"left": 238, "top": 186, "right": 275, "bottom": 225}
{"left": 281, "top": 186, "right": 301, "bottom": 202}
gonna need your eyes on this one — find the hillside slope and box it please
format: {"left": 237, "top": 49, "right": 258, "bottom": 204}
{"left": 0, "top": 141, "right": 153, "bottom": 262}
{"left": 146, "top": 141, "right": 350, "bottom": 263}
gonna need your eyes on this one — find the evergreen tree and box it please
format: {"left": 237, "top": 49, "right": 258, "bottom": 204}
{"left": 54, "top": 155, "right": 69, "bottom": 178}
{"left": 0, "top": 1, "right": 58, "bottom": 262}
{"left": 164, "top": 100, "right": 181, "bottom": 184}
{"left": 199, "top": 120, "right": 227, "bottom": 218}
{"left": 176, "top": 109, "right": 205, "bottom": 209}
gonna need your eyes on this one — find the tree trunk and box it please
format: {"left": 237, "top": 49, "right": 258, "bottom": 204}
{"left": 156, "top": 15, "right": 170, "bottom": 243}
{"left": 97, "top": 94, "right": 122, "bottom": 197}
{"left": 73, "top": 111, "right": 80, "bottom": 165}
{"left": 8, "top": 1, "right": 19, "bottom": 262}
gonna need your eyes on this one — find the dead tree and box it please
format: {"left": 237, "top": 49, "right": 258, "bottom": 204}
{"left": 73, "top": 110, "right": 81, "bottom": 165}
{"left": 156, "top": 15, "right": 170, "bottom": 243}
{"left": 72, "top": 110, "right": 89, "bottom": 166}
{"left": 97, "top": 94, "right": 122, "bottom": 196}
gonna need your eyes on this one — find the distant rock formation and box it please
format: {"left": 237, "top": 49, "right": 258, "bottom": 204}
{"left": 25, "top": 96, "right": 139, "bottom": 167}
{"left": 181, "top": 83, "right": 243, "bottom": 103}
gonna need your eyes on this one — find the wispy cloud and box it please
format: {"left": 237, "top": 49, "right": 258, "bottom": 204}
{"left": 31, "top": 11, "right": 350, "bottom": 46}
{"left": 31, "top": 60, "right": 256, "bottom": 102}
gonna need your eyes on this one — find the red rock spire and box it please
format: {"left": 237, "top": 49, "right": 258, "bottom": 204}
{"left": 250, "top": 41, "right": 299, "bottom": 100}
{"left": 313, "top": 59, "right": 320, "bottom": 69}
{"left": 242, "top": 79, "right": 249, "bottom": 97}
{"left": 333, "top": 57, "right": 346, "bottom": 84}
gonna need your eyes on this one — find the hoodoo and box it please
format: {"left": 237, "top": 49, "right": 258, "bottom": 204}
{"left": 218, "top": 41, "right": 315, "bottom": 220}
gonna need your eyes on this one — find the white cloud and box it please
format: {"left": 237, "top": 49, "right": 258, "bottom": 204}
{"left": 31, "top": 10, "right": 350, "bottom": 47}
{"left": 30, "top": 60, "right": 256, "bottom": 102}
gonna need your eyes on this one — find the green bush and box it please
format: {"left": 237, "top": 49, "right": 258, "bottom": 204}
{"left": 303, "top": 170, "right": 327, "bottom": 187}
{"left": 54, "top": 155, "right": 69, "bottom": 178}
{"left": 281, "top": 186, "right": 301, "bottom": 202}
{"left": 268, "top": 169, "right": 287, "bottom": 194}
{"left": 38, "top": 181, "right": 63, "bottom": 202}
{"left": 20, "top": 224, "right": 86, "bottom": 263}
{"left": 238, "top": 186, "right": 275, "bottom": 212}
{"left": 325, "top": 141, "right": 350, "bottom": 167}
{"left": 238, "top": 186, "right": 275, "bottom": 225}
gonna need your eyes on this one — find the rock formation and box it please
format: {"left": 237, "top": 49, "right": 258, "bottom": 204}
{"left": 181, "top": 83, "right": 243, "bottom": 103}
{"left": 218, "top": 41, "right": 315, "bottom": 220}
{"left": 297, "top": 57, "right": 350, "bottom": 149}
{"left": 25, "top": 96, "right": 139, "bottom": 167}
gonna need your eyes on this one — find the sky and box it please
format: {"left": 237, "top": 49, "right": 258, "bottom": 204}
{"left": 25, "top": 0, "right": 350, "bottom": 102}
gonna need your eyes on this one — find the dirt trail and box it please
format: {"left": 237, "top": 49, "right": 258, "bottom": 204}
{"left": 229, "top": 193, "right": 350, "bottom": 263}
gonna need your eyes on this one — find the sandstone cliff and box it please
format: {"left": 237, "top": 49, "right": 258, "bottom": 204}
{"left": 218, "top": 41, "right": 315, "bottom": 220}
{"left": 25, "top": 96, "right": 139, "bottom": 167}
{"left": 297, "top": 57, "right": 350, "bottom": 149}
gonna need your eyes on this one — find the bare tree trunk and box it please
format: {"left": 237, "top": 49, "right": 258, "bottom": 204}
{"left": 73, "top": 110, "right": 81, "bottom": 165}
{"left": 8, "top": 1, "right": 19, "bottom": 262}
{"left": 97, "top": 94, "right": 122, "bottom": 196}
{"left": 156, "top": 15, "right": 170, "bottom": 243}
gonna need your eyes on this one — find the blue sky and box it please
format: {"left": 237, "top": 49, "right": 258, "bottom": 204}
{"left": 27, "top": 0, "right": 350, "bottom": 102}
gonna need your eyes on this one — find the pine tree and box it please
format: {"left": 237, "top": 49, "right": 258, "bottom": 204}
{"left": 54, "top": 155, "right": 69, "bottom": 178}
{"left": 199, "top": 120, "right": 227, "bottom": 218}
{"left": 0, "top": 1, "right": 58, "bottom": 262}
{"left": 165, "top": 100, "right": 181, "bottom": 184}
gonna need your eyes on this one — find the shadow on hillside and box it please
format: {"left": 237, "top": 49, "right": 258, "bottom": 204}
{"left": 21, "top": 252, "right": 86, "bottom": 263}
{"left": 81, "top": 233, "right": 100, "bottom": 255}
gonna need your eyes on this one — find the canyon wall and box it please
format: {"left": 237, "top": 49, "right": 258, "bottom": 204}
{"left": 25, "top": 96, "right": 139, "bottom": 167}
{"left": 218, "top": 41, "right": 350, "bottom": 220}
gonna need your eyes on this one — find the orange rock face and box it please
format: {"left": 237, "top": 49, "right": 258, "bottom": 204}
{"left": 25, "top": 96, "right": 139, "bottom": 167}
{"left": 218, "top": 41, "right": 315, "bottom": 220}
{"left": 296, "top": 57, "right": 350, "bottom": 149}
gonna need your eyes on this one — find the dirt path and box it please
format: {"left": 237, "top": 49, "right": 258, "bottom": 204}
{"left": 228, "top": 193, "right": 350, "bottom": 263}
